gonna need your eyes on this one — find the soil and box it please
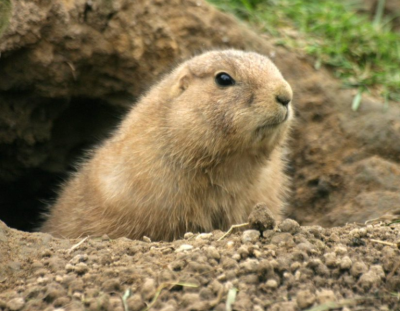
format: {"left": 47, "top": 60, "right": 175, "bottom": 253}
{"left": 1, "top": 0, "right": 400, "bottom": 310}
{"left": 1, "top": 216, "right": 400, "bottom": 311}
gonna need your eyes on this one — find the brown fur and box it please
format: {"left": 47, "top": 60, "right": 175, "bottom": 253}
{"left": 41, "top": 50, "right": 294, "bottom": 241}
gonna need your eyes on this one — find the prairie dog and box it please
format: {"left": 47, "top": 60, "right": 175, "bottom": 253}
{"left": 41, "top": 50, "right": 293, "bottom": 241}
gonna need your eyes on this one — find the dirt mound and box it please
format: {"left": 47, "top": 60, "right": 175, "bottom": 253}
{"left": 1, "top": 219, "right": 399, "bottom": 310}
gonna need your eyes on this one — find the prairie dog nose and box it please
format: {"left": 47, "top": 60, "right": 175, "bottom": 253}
{"left": 275, "top": 84, "right": 292, "bottom": 107}
{"left": 276, "top": 94, "right": 291, "bottom": 106}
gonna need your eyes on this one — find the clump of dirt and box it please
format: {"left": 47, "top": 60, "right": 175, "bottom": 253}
{"left": 1, "top": 219, "right": 399, "bottom": 310}
{"left": 248, "top": 203, "right": 276, "bottom": 232}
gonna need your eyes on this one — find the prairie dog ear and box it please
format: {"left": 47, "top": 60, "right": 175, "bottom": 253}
{"left": 178, "top": 73, "right": 191, "bottom": 91}
{"left": 169, "top": 66, "right": 192, "bottom": 98}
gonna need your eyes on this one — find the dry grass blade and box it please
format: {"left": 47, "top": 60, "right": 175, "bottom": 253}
{"left": 121, "top": 288, "right": 132, "bottom": 311}
{"left": 67, "top": 236, "right": 89, "bottom": 254}
{"left": 217, "top": 223, "right": 249, "bottom": 241}
{"left": 370, "top": 239, "right": 398, "bottom": 248}
{"left": 225, "top": 287, "right": 238, "bottom": 311}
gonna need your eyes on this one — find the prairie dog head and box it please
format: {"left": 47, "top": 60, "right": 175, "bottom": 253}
{"left": 161, "top": 50, "right": 293, "bottom": 162}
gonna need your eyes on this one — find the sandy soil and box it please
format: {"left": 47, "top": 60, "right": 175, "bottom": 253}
{"left": 1, "top": 214, "right": 400, "bottom": 311}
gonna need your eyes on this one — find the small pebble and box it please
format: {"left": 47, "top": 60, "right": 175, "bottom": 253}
{"left": 65, "top": 263, "right": 74, "bottom": 272}
{"left": 370, "top": 264, "right": 384, "bottom": 277}
{"left": 184, "top": 232, "right": 194, "bottom": 239}
{"left": 199, "top": 287, "right": 214, "bottom": 300}
{"left": 271, "top": 301, "right": 297, "bottom": 311}
{"left": 254, "top": 305, "right": 264, "bottom": 311}
{"left": 241, "top": 230, "right": 260, "bottom": 243}
{"left": 296, "top": 289, "right": 315, "bottom": 309}
{"left": 34, "top": 268, "right": 48, "bottom": 277}
{"left": 102, "top": 278, "right": 121, "bottom": 292}
{"left": 271, "top": 233, "right": 295, "bottom": 247}
{"left": 350, "top": 261, "right": 368, "bottom": 277}
{"left": 55, "top": 275, "right": 63, "bottom": 282}
{"left": 54, "top": 296, "right": 71, "bottom": 307}
{"left": 226, "top": 241, "right": 235, "bottom": 249}
{"left": 222, "top": 257, "right": 239, "bottom": 270}
{"left": 334, "top": 245, "right": 347, "bottom": 255}
{"left": 323, "top": 252, "right": 337, "bottom": 268}
{"left": 240, "top": 258, "right": 259, "bottom": 273}
{"left": 89, "top": 294, "right": 109, "bottom": 311}
{"left": 31, "top": 262, "right": 45, "bottom": 271}
{"left": 196, "top": 233, "right": 213, "bottom": 240}
{"left": 205, "top": 246, "right": 220, "bottom": 260}
{"left": 176, "top": 244, "right": 193, "bottom": 252}
{"left": 181, "top": 293, "right": 200, "bottom": 307}
{"left": 237, "top": 245, "right": 249, "bottom": 258}
{"left": 74, "top": 262, "right": 89, "bottom": 275}
{"left": 314, "top": 240, "right": 326, "bottom": 251}
{"left": 279, "top": 219, "right": 300, "bottom": 234}
{"left": 73, "top": 291, "right": 83, "bottom": 299}
{"left": 265, "top": 279, "right": 278, "bottom": 289}
{"left": 240, "top": 273, "right": 259, "bottom": 284}
{"left": 339, "top": 256, "right": 352, "bottom": 270}
{"left": 71, "top": 254, "right": 88, "bottom": 264}
{"left": 232, "top": 253, "right": 241, "bottom": 261}
{"left": 290, "top": 262, "right": 301, "bottom": 272}
{"left": 127, "top": 294, "right": 145, "bottom": 311}
{"left": 359, "top": 270, "right": 382, "bottom": 289}
{"left": 160, "top": 305, "right": 176, "bottom": 311}
{"left": 253, "top": 249, "right": 263, "bottom": 258}
{"left": 141, "top": 278, "right": 157, "bottom": 300}
{"left": 349, "top": 228, "right": 359, "bottom": 237}
{"left": 101, "top": 234, "right": 110, "bottom": 241}
{"left": 316, "top": 289, "right": 336, "bottom": 304}
{"left": 44, "top": 283, "right": 66, "bottom": 302}
{"left": 69, "top": 279, "right": 84, "bottom": 292}
{"left": 143, "top": 236, "right": 151, "bottom": 243}
{"left": 37, "top": 276, "right": 49, "bottom": 285}
{"left": 329, "top": 233, "right": 340, "bottom": 242}
{"left": 6, "top": 298, "right": 25, "bottom": 311}
{"left": 296, "top": 241, "right": 316, "bottom": 255}
{"left": 41, "top": 249, "right": 52, "bottom": 257}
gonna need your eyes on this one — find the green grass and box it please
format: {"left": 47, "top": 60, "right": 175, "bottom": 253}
{"left": 208, "top": 0, "right": 400, "bottom": 107}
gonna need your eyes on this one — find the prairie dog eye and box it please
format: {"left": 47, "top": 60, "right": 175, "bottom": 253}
{"left": 215, "top": 72, "right": 235, "bottom": 87}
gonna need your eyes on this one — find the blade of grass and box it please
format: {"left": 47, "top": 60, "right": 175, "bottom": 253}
{"left": 373, "top": 0, "right": 386, "bottom": 28}
{"left": 352, "top": 88, "right": 363, "bottom": 111}
{"left": 226, "top": 287, "right": 238, "bottom": 311}
{"left": 122, "top": 288, "right": 131, "bottom": 311}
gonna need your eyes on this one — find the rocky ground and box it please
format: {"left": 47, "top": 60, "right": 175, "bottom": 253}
{"left": 1, "top": 213, "right": 400, "bottom": 311}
